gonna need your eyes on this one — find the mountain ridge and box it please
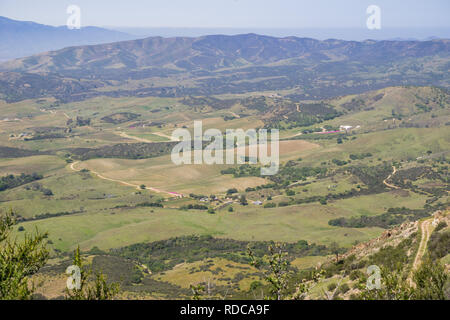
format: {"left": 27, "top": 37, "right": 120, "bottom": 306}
{"left": 0, "top": 33, "right": 448, "bottom": 103}
{"left": 0, "top": 16, "right": 137, "bottom": 62}
{"left": 2, "top": 33, "right": 449, "bottom": 73}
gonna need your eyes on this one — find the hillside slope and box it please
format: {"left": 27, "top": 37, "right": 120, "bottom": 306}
{"left": 0, "top": 33, "right": 448, "bottom": 103}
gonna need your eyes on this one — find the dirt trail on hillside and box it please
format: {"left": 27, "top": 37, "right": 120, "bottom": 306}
{"left": 383, "top": 166, "right": 400, "bottom": 189}
{"left": 409, "top": 217, "right": 435, "bottom": 286}
{"left": 152, "top": 131, "right": 179, "bottom": 141}
{"left": 117, "top": 131, "right": 155, "bottom": 143}
{"left": 413, "top": 219, "right": 434, "bottom": 270}
{"left": 286, "top": 132, "right": 303, "bottom": 139}
{"left": 116, "top": 131, "right": 179, "bottom": 143}
{"left": 40, "top": 108, "right": 70, "bottom": 119}
{"left": 69, "top": 161, "right": 183, "bottom": 197}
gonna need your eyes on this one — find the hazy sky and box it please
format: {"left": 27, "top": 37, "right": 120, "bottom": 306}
{"left": 1, "top": 0, "right": 449, "bottom": 28}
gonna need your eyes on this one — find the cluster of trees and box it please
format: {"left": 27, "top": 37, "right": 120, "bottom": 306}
{"left": 19, "top": 209, "right": 85, "bottom": 222}
{"left": 100, "top": 112, "right": 140, "bottom": 124}
{"left": 0, "top": 173, "right": 43, "bottom": 191}
{"left": 0, "top": 210, "right": 119, "bottom": 300}
{"left": 222, "top": 160, "right": 328, "bottom": 190}
{"left": 269, "top": 164, "right": 327, "bottom": 185}
{"left": 265, "top": 102, "right": 342, "bottom": 130}
{"left": 349, "top": 153, "right": 372, "bottom": 160}
{"left": 180, "top": 204, "right": 208, "bottom": 211}
{"left": 109, "top": 236, "right": 333, "bottom": 275}
{"left": 221, "top": 164, "right": 260, "bottom": 178}
{"left": 428, "top": 228, "right": 449, "bottom": 261}
{"left": 69, "top": 142, "right": 177, "bottom": 160}
{"left": 136, "top": 201, "right": 164, "bottom": 208}
{"left": 0, "top": 210, "right": 49, "bottom": 299}
{"left": 328, "top": 206, "right": 436, "bottom": 229}
{"left": 25, "top": 182, "right": 53, "bottom": 196}
{"left": 390, "top": 166, "right": 447, "bottom": 197}
{"left": 181, "top": 96, "right": 237, "bottom": 110}
{"left": 348, "top": 164, "right": 392, "bottom": 191}
{"left": 0, "top": 146, "right": 41, "bottom": 158}
{"left": 332, "top": 159, "right": 348, "bottom": 166}
{"left": 267, "top": 186, "right": 373, "bottom": 209}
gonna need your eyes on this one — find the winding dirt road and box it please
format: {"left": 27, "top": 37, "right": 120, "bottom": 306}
{"left": 69, "top": 161, "right": 183, "bottom": 197}
{"left": 383, "top": 166, "right": 400, "bottom": 189}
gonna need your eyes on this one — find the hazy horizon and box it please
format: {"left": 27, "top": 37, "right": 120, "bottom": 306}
{"left": 1, "top": 0, "right": 449, "bottom": 29}
{"left": 2, "top": 14, "right": 450, "bottom": 41}
{"left": 2, "top": 0, "right": 450, "bottom": 41}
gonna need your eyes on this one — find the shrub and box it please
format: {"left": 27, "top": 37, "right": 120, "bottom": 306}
{"left": 349, "top": 270, "right": 363, "bottom": 281}
{"left": 327, "top": 283, "right": 337, "bottom": 291}
{"left": 339, "top": 283, "right": 350, "bottom": 294}
{"left": 286, "top": 189, "right": 295, "bottom": 196}
{"left": 42, "top": 188, "right": 53, "bottom": 196}
{"left": 435, "top": 221, "right": 447, "bottom": 232}
{"left": 227, "top": 188, "right": 238, "bottom": 195}
{"left": 428, "top": 231, "right": 450, "bottom": 260}
{"left": 250, "top": 281, "right": 263, "bottom": 291}
{"left": 239, "top": 195, "right": 248, "bottom": 206}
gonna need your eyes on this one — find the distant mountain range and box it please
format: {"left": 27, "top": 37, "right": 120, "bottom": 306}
{"left": 0, "top": 16, "right": 137, "bottom": 62}
{"left": 2, "top": 33, "right": 449, "bottom": 74}
{"left": 0, "top": 32, "right": 448, "bottom": 103}
{"left": 112, "top": 26, "right": 450, "bottom": 42}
